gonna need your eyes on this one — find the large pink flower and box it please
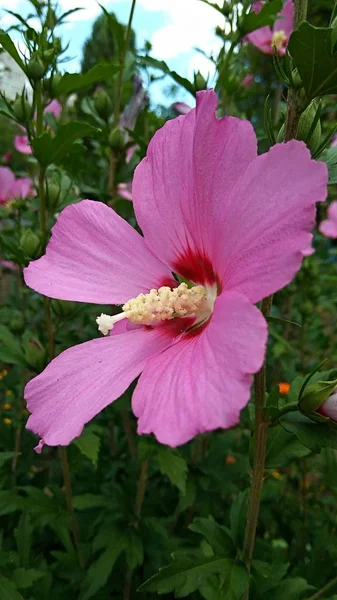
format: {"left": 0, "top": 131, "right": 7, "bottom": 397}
{"left": 246, "top": 0, "right": 294, "bottom": 56}
{"left": 24, "top": 90, "right": 327, "bottom": 452}
{"left": 319, "top": 202, "right": 337, "bottom": 239}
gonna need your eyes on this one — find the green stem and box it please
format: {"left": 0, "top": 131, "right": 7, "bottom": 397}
{"left": 242, "top": 296, "right": 273, "bottom": 585}
{"left": 270, "top": 402, "right": 299, "bottom": 424}
{"left": 109, "top": 0, "right": 137, "bottom": 200}
{"left": 305, "top": 575, "right": 337, "bottom": 600}
{"left": 60, "top": 447, "right": 84, "bottom": 568}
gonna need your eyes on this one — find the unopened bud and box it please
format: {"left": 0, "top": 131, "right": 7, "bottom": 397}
{"left": 108, "top": 127, "right": 125, "bottom": 150}
{"left": 20, "top": 229, "right": 40, "bottom": 258}
{"left": 24, "top": 338, "right": 46, "bottom": 371}
{"left": 93, "top": 88, "right": 112, "bottom": 120}
{"left": 27, "top": 54, "right": 46, "bottom": 79}
{"left": 46, "top": 181, "right": 61, "bottom": 208}
{"left": 194, "top": 71, "right": 207, "bottom": 91}
{"left": 12, "top": 95, "right": 31, "bottom": 123}
{"left": 51, "top": 299, "right": 75, "bottom": 317}
{"left": 299, "top": 379, "right": 337, "bottom": 424}
{"left": 45, "top": 7, "right": 57, "bottom": 29}
{"left": 297, "top": 101, "right": 321, "bottom": 154}
{"left": 42, "top": 48, "right": 56, "bottom": 66}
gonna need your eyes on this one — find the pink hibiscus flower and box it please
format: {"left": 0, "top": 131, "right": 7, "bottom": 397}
{"left": 246, "top": 0, "right": 294, "bottom": 56}
{"left": 14, "top": 100, "right": 62, "bottom": 155}
{"left": 24, "top": 90, "right": 327, "bottom": 453}
{"left": 0, "top": 166, "right": 33, "bottom": 205}
{"left": 319, "top": 202, "right": 337, "bottom": 239}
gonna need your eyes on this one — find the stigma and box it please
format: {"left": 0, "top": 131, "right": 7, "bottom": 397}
{"left": 96, "top": 282, "right": 212, "bottom": 336}
{"left": 271, "top": 30, "right": 287, "bottom": 51}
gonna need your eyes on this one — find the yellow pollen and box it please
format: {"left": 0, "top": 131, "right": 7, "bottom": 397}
{"left": 271, "top": 30, "right": 287, "bottom": 51}
{"left": 123, "top": 283, "right": 206, "bottom": 324}
{"left": 96, "top": 283, "right": 208, "bottom": 335}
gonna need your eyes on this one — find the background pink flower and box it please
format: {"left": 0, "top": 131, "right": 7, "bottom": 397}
{"left": 24, "top": 90, "right": 327, "bottom": 453}
{"left": 319, "top": 201, "right": 337, "bottom": 239}
{"left": 14, "top": 135, "right": 32, "bottom": 155}
{"left": 242, "top": 74, "right": 254, "bottom": 88}
{"left": 246, "top": 0, "right": 294, "bottom": 56}
{"left": 0, "top": 166, "right": 16, "bottom": 204}
{"left": 117, "top": 182, "right": 132, "bottom": 201}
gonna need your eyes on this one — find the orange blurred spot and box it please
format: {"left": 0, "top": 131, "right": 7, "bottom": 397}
{"left": 2, "top": 403, "right": 12, "bottom": 411}
{"left": 278, "top": 382, "right": 291, "bottom": 395}
{"left": 3, "top": 418, "right": 12, "bottom": 425}
{"left": 226, "top": 455, "right": 236, "bottom": 465}
{"left": 272, "top": 471, "right": 281, "bottom": 479}
{"left": 5, "top": 390, "right": 13, "bottom": 397}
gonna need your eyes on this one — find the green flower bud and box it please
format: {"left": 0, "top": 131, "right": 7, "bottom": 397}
{"left": 300, "top": 300, "right": 313, "bottom": 316}
{"left": 291, "top": 68, "right": 303, "bottom": 89}
{"left": 297, "top": 101, "right": 321, "bottom": 154}
{"left": 26, "top": 54, "right": 46, "bottom": 80}
{"left": 108, "top": 127, "right": 125, "bottom": 150}
{"left": 51, "top": 299, "right": 75, "bottom": 317}
{"left": 50, "top": 72, "right": 62, "bottom": 97}
{"left": 277, "top": 123, "right": 285, "bottom": 143}
{"left": 299, "top": 380, "right": 337, "bottom": 424}
{"left": 9, "top": 316, "right": 25, "bottom": 333}
{"left": 53, "top": 38, "right": 62, "bottom": 54}
{"left": 93, "top": 88, "right": 112, "bottom": 120}
{"left": 46, "top": 181, "right": 61, "bottom": 209}
{"left": 45, "top": 7, "right": 57, "bottom": 29}
{"left": 20, "top": 229, "right": 40, "bottom": 258}
{"left": 194, "top": 71, "right": 207, "bottom": 91}
{"left": 24, "top": 338, "right": 46, "bottom": 371}
{"left": 42, "top": 48, "right": 56, "bottom": 66}
{"left": 12, "top": 95, "right": 31, "bottom": 123}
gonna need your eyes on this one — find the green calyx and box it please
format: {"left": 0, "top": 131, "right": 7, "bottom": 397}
{"left": 299, "top": 379, "right": 337, "bottom": 423}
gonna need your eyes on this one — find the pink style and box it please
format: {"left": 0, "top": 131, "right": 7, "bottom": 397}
{"left": 246, "top": 0, "right": 294, "bottom": 56}
{"left": 24, "top": 90, "right": 327, "bottom": 453}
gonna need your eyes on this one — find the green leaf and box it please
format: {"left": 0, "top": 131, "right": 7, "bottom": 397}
{"left": 32, "top": 122, "right": 98, "bottom": 167}
{"left": 240, "top": 0, "right": 283, "bottom": 34}
{"left": 221, "top": 562, "right": 249, "bottom": 600}
{"left": 288, "top": 23, "right": 337, "bottom": 100}
{"left": 0, "top": 576, "right": 23, "bottom": 600}
{"left": 280, "top": 414, "right": 337, "bottom": 453}
{"left": 156, "top": 446, "right": 188, "bottom": 494}
{"left": 125, "top": 529, "right": 144, "bottom": 569}
{"left": 267, "top": 316, "right": 301, "bottom": 328}
{"left": 264, "top": 577, "right": 315, "bottom": 599}
{"left": 12, "top": 568, "right": 44, "bottom": 589}
{"left": 265, "top": 426, "right": 311, "bottom": 468}
{"left": 14, "top": 514, "right": 32, "bottom": 568}
{"left": 230, "top": 490, "right": 248, "bottom": 548}
{"left": 252, "top": 560, "right": 289, "bottom": 580}
{"left": 138, "top": 556, "right": 229, "bottom": 596}
{"left": 72, "top": 494, "right": 110, "bottom": 510}
{"left": 189, "top": 518, "right": 235, "bottom": 558}
{"left": 55, "top": 63, "right": 120, "bottom": 96}
{"left": 318, "top": 147, "right": 337, "bottom": 184}
{"left": 99, "top": 5, "right": 124, "bottom": 57}
{"left": 139, "top": 56, "right": 195, "bottom": 96}
{"left": 197, "top": 0, "right": 226, "bottom": 16}
{"left": 81, "top": 532, "right": 127, "bottom": 600}
{"left": 0, "top": 451, "right": 19, "bottom": 469}
{"left": 0, "top": 30, "right": 26, "bottom": 73}
{"left": 0, "top": 324, "right": 26, "bottom": 366}
{"left": 73, "top": 425, "right": 101, "bottom": 467}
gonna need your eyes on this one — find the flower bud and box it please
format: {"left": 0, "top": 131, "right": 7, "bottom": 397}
{"left": 194, "top": 71, "right": 207, "bottom": 91}
{"left": 108, "top": 127, "right": 125, "bottom": 150}
{"left": 51, "top": 299, "right": 75, "bottom": 317}
{"left": 12, "top": 95, "right": 31, "bottom": 123}
{"left": 24, "top": 338, "right": 46, "bottom": 371}
{"left": 299, "top": 379, "right": 337, "bottom": 424}
{"left": 93, "top": 88, "right": 112, "bottom": 120}
{"left": 45, "top": 7, "right": 57, "bottom": 29}
{"left": 297, "top": 101, "right": 321, "bottom": 154}
{"left": 46, "top": 181, "right": 61, "bottom": 209}
{"left": 26, "top": 54, "right": 46, "bottom": 80}
{"left": 20, "top": 229, "right": 40, "bottom": 258}
{"left": 42, "top": 48, "right": 56, "bottom": 66}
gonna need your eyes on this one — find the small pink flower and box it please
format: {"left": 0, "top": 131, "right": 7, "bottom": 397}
{"left": 23, "top": 90, "right": 327, "bottom": 453}
{"left": 319, "top": 201, "right": 337, "bottom": 239}
{"left": 242, "top": 74, "right": 254, "bottom": 88}
{"left": 0, "top": 166, "right": 16, "bottom": 204}
{"left": 14, "top": 135, "right": 32, "bottom": 155}
{"left": 11, "top": 178, "right": 34, "bottom": 199}
{"left": 117, "top": 182, "right": 132, "bottom": 201}
{"left": 172, "top": 102, "right": 193, "bottom": 115}
{"left": 246, "top": 0, "right": 294, "bottom": 56}
{"left": 45, "top": 99, "right": 62, "bottom": 118}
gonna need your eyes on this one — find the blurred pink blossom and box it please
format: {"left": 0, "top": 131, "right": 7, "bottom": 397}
{"left": 117, "top": 182, "right": 132, "bottom": 201}
{"left": 319, "top": 201, "right": 337, "bottom": 239}
{"left": 242, "top": 75, "right": 254, "bottom": 88}
{"left": 0, "top": 166, "right": 33, "bottom": 205}
{"left": 246, "top": 0, "right": 294, "bottom": 56}
{"left": 2, "top": 152, "right": 12, "bottom": 164}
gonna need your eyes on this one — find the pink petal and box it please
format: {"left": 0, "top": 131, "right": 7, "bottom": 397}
{"left": 246, "top": 26, "right": 273, "bottom": 55}
{"left": 14, "top": 135, "right": 32, "bottom": 155}
{"left": 25, "top": 325, "right": 174, "bottom": 449}
{"left": 319, "top": 202, "right": 337, "bottom": 239}
{"left": 0, "top": 166, "right": 15, "bottom": 203}
{"left": 319, "top": 392, "right": 337, "bottom": 421}
{"left": 133, "top": 291, "right": 268, "bottom": 446}
{"left": 217, "top": 141, "right": 327, "bottom": 303}
{"left": 24, "top": 199, "right": 173, "bottom": 304}
{"left": 0, "top": 260, "right": 18, "bottom": 271}
{"left": 242, "top": 74, "right": 254, "bottom": 88}
{"left": 11, "top": 177, "right": 33, "bottom": 199}
{"left": 117, "top": 182, "right": 132, "bottom": 201}
{"left": 273, "top": 0, "right": 294, "bottom": 37}
{"left": 126, "top": 144, "right": 138, "bottom": 164}
{"left": 45, "top": 99, "right": 62, "bottom": 118}
{"left": 172, "top": 102, "right": 193, "bottom": 115}
{"left": 133, "top": 89, "right": 257, "bottom": 285}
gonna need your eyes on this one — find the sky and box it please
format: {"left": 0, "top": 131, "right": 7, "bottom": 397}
{"left": 0, "top": 0, "right": 225, "bottom": 106}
